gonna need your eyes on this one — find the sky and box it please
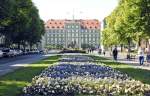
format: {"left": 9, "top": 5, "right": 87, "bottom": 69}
{"left": 32, "top": 0, "right": 119, "bottom": 22}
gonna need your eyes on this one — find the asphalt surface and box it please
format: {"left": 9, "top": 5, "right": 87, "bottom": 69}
{"left": 0, "top": 54, "right": 48, "bottom": 76}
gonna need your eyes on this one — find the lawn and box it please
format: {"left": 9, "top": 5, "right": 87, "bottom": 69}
{"left": 0, "top": 55, "right": 61, "bottom": 96}
{"left": 1, "top": 55, "right": 150, "bottom": 96}
{"left": 91, "top": 55, "right": 150, "bottom": 85}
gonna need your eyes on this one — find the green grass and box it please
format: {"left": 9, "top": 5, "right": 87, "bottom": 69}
{"left": 0, "top": 55, "right": 61, "bottom": 96}
{"left": 91, "top": 55, "right": 150, "bottom": 85}
{"left": 1, "top": 55, "right": 150, "bottom": 96}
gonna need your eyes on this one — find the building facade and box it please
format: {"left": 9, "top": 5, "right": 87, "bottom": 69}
{"left": 44, "top": 19, "right": 101, "bottom": 49}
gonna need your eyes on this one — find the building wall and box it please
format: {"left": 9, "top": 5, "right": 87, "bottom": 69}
{"left": 44, "top": 19, "right": 100, "bottom": 49}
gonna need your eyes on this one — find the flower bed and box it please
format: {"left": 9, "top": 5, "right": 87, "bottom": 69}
{"left": 39, "top": 63, "right": 129, "bottom": 80}
{"left": 23, "top": 76, "right": 150, "bottom": 96}
{"left": 23, "top": 56, "right": 150, "bottom": 96}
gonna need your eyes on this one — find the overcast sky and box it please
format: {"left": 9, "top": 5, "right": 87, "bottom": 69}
{"left": 32, "top": 0, "right": 119, "bottom": 22}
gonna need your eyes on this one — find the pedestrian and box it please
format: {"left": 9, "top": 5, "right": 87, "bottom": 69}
{"left": 98, "top": 49, "right": 102, "bottom": 54}
{"left": 113, "top": 47, "right": 118, "bottom": 61}
{"left": 103, "top": 49, "right": 106, "bottom": 56}
{"left": 138, "top": 48, "right": 144, "bottom": 65}
{"left": 146, "top": 47, "right": 150, "bottom": 63}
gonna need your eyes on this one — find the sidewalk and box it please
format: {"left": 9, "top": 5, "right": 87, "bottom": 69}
{"left": 92, "top": 51, "right": 150, "bottom": 70}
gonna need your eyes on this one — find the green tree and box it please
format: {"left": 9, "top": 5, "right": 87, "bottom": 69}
{"left": 103, "top": 0, "right": 148, "bottom": 53}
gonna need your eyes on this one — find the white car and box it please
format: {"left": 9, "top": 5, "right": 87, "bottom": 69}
{"left": 2, "top": 49, "right": 15, "bottom": 57}
{"left": 0, "top": 50, "right": 3, "bottom": 58}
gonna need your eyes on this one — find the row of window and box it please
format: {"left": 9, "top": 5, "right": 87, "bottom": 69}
{"left": 47, "top": 37, "right": 99, "bottom": 41}
{"left": 47, "top": 39, "right": 99, "bottom": 43}
{"left": 66, "top": 25, "right": 79, "bottom": 29}
{"left": 47, "top": 34, "right": 99, "bottom": 38}
{"left": 47, "top": 42, "right": 98, "bottom": 45}
{"left": 48, "top": 30, "right": 99, "bottom": 33}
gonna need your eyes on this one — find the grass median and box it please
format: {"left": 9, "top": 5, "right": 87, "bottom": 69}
{"left": 0, "top": 55, "right": 61, "bottom": 96}
{"left": 91, "top": 55, "right": 150, "bottom": 85}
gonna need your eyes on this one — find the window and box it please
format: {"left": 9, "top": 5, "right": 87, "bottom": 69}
{"left": 55, "top": 38, "right": 57, "bottom": 42}
{"left": 75, "top": 34, "right": 78, "bottom": 37}
{"left": 85, "top": 38, "right": 87, "bottom": 42}
{"left": 72, "top": 33, "right": 74, "bottom": 37}
{"left": 85, "top": 34, "right": 87, "bottom": 37}
{"left": 89, "top": 34, "right": 91, "bottom": 37}
{"left": 81, "top": 39, "right": 84, "bottom": 43}
{"left": 68, "top": 34, "right": 70, "bottom": 37}
{"left": 89, "top": 38, "right": 91, "bottom": 41}
{"left": 76, "top": 26, "right": 79, "bottom": 28}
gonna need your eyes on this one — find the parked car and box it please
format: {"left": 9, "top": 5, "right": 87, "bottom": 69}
{"left": 0, "top": 50, "right": 3, "bottom": 58}
{"left": 2, "top": 49, "right": 15, "bottom": 57}
{"left": 17, "top": 50, "right": 23, "bottom": 55}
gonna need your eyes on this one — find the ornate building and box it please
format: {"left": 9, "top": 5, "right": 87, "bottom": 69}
{"left": 44, "top": 19, "right": 101, "bottom": 49}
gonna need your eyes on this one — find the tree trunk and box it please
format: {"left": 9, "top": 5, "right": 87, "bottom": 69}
{"left": 30, "top": 44, "right": 33, "bottom": 51}
{"left": 121, "top": 44, "right": 123, "bottom": 52}
{"left": 138, "top": 38, "right": 141, "bottom": 48}
{"left": 146, "top": 39, "right": 148, "bottom": 48}
{"left": 127, "top": 38, "right": 131, "bottom": 59}
{"left": 23, "top": 44, "right": 26, "bottom": 50}
{"left": 17, "top": 43, "right": 20, "bottom": 49}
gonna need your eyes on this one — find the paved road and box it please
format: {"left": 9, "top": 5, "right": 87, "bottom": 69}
{"left": 0, "top": 54, "right": 49, "bottom": 76}
{"left": 0, "top": 50, "right": 88, "bottom": 76}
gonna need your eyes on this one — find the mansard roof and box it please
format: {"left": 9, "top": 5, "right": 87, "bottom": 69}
{"left": 45, "top": 19, "right": 100, "bottom": 29}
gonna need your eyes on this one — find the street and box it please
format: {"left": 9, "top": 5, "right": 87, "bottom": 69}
{"left": 0, "top": 54, "right": 47, "bottom": 76}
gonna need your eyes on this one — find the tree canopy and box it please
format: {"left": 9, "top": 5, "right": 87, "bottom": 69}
{"left": 0, "top": 0, "right": 45, "bottom": 49}
{"left": 103, "top": 0, "right": 150, "bottom": 48}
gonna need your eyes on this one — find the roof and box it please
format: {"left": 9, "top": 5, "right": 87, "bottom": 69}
{"left": 45, "top": 19, "right": 101, "bottom": 29}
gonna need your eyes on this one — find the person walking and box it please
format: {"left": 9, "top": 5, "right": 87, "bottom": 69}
{"left": 103, "top": 49, "right": 106, "bottom": 56}
{"left": 113, "top": 47, "right": 118, "bottom": 61}
{"left": 138, "top": 48, "right": 144, "bottom": 65}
